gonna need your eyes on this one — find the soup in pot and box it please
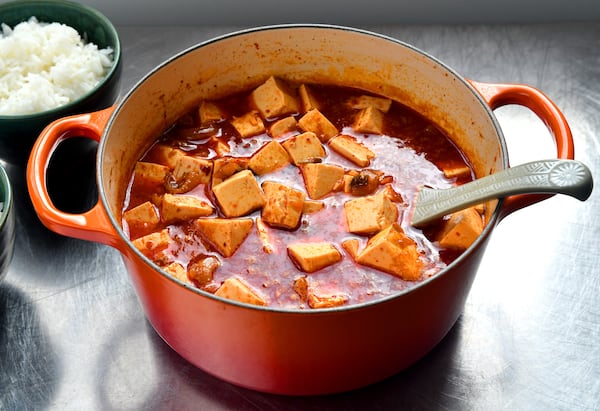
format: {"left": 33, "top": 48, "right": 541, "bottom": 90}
{"left": 121, "top": 76, "right": 484, "bottom": 309}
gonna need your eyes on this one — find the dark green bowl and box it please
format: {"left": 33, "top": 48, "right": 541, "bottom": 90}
{"left": 0, "top": 0, "right": 122, "bottom": 162}
{"left": 0, "top": 163, "right": 15, "bottom": 280}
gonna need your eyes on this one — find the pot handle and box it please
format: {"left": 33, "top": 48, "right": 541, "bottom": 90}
{"left": 26, "top": 107, "right": 125, "bottom": 250}
{"left": 468, "top": 80, "right": 574, "bottom": 219}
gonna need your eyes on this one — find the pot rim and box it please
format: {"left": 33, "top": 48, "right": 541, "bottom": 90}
{"left": 98, "top": 23, "right": 508, "bottom": 314}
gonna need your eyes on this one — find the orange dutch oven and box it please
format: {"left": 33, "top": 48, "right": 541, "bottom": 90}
{"left": 27, "top": 25, "right": 574, "bottom": 395}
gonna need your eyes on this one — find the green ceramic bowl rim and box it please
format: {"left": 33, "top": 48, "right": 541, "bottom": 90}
{"left": 0, "top": 164, "right": 12, "bottom": 228}
{"left": 0, "top": 0, "right": 122, "bottom": 120}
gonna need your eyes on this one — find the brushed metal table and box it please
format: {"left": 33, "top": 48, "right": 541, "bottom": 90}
{"left": 1, "top": 23, "right": 598, "bottom": 410}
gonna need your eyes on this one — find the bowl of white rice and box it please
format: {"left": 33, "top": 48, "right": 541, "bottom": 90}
{"left": 0, "top": 0, "right": 121, "bottom": 160}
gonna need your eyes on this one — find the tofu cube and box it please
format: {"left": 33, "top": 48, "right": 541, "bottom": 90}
{"left": 256, "top": 217, "right": 275, "bottom": 254}
{"left": 215, "top": 276, "right": 268, "bottom": 306}
{"left": 328, "top": 134, "right": 376, "bottom": 167}
{"left": 150, "top": 145, "right": 186, "bottom": 169}
{"left": 212, "top": 170, "right": 265, "bottom": 217}
{"left": 293, "top": 275, "right": 309, "bottom": 301}
{"left": 298, "top": 84, "right": 320, "bottom": 112}
{"left": 297, "top": 109, "right": 338, "bottom": 142}
{"left": 163, "top": 262, "right": 191, "bottom": 284}
{"left": 134, "top": 161, "right": 169, "bottom": 186}
{"left": 341, "top": 238, "right": 360, "bottom": 260}
{"left": 132, "top": 228, "right": 171, "bottom": 258}
{"left": 173, "top": 155, "right": 213, "bottom": 188}
{"left": 269, "top": 116, "right": 298, "bottom": 138}
{"left": 353, "top": 106, "right": 384, "bottom": 134}
{"left": 307, "top": 292, "right": 348, "bottom": 309}
{"left": 248, "top": 140, "right": 290, "bottom": 175}
{"left": 437, "top": 207, "right": 484, "bottom": 250}
{"left": 194, "top": 217, "right": 254, "bottom": 257}
{"left": 124, "top": 201, "right": 160, "bottom": 233}
{"left": 287, "top": 242, "right": 342, "bottom": 273}
{"left": 230, "top": 111, "right": 265, "bottom": 138}
{"left": 210, "top": 137, "right": 231, "bottom": 157}
{"left": 442, "top": 164, "right": 473, "bottom": 181}
{"left": 300, "top": 163, "right": 345, "bottom": 199}
{"left": 250, "top": 76, "right": 300, "bottom": 119}
{"left": 356, "top": 223, "right": 423, "bottom": 281}
{"left": 302, "top": 200, "right": 325, "bottom": 214}
{"left": 212, "top": 157, "right": 248, "bottom": 186}
{"left": 161, "top": 193, "right": 214, "bottom": 223}
{"left": 198, "top": 100, "right": 226, "bottom": 125}
{"left": 343, "top": 190, "right": 398, "bottom": 234}
{"left": 346, "top": 95, "right": 392, "bottom": 113}
{"left": 261, "top": 181, "right": 305, "bottom": 229}
{"left": 281, "top": 131, "right": 326, "bottom": 165}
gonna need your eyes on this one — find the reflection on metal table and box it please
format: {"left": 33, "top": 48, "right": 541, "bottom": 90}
{"left": 1, "top": 23, "right": 598, "bottom": 410}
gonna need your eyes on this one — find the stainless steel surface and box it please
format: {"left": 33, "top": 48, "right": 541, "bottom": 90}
{"left": 1, "top": 23, "right": 599, "bottom": 410}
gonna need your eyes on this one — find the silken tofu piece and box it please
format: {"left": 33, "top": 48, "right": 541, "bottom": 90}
{"left": 212, "top": 170, "right": 265, "bottom": 217}
{"left": 194, "top": 218, "right": 254, "bottom": 257}
{"left": 134, "top": 161, "right": 169, "bottom": 186}
{"left": 287, "top": 242, "right": 342, "bottom": 273}
{"left": 281, "top": 131, "right": 326, "bottom": 165}
{"left": 215, "top": 276, "right": 268, "bottom": 306}
{"left": 269, "top": 116, "right": 298, "bottom": 138}
{"left": 198, "top": 100, "right": 226, "bottom": 125}
{"left": 328, "top": 134, "right": 376, "bottom": 167}
{"left": 132, "top": 228, "right": 171, "bottom": 257}
{"left": 297, "top": 109, "right": 338, "bottom": 142}
{"left": 150, "top": 145, "right": 186, "bottom": 169}
{"left": 298, "top": 84, "right": 320, "bottom": 112}
{"left": 256, "top": 217, "right": 275, "bottom": 254}
{"left": 437, "top": 207, "right": 484, "bottom": 250}
{"left": 161, "top": 193, "right": 214, "bottom": 223}
{"left": 248, "top": 140, "right": 290, "bottom": 175}
{"left": 341, "top": 238, "right": 360, "bottom": 260}
{"left": 300, "top": 163, "right": 345, "bottom": 199}
{"left": 163, "top": 262, "right": 191, "bottom": 284}
{"left": 230, "top": 110, "right": 265, "bottom": 138}
{"left": 353, "top": 106, "right": 384, "bottom": 135}
{"left": 170, "top": 155, "right": 213, "bottom": 193}
{"left": 356, "top": 223, "right": 423, "bottom": 281}
{"left": 307, "top": 292, "right": 348, "bottom": 309}
{"left": 209, "top": 136, "right": 231, "bottom": 157}
{"left": 261, "top": 181, "right": 305, "bottom": 229}
{"left": 302, "top": 200, "right": 325, "bottom": 214}
{"left": 250, "top": 76, "right": 300, "bottom": 119}
{"left": 442, "top": 164, "right": 473, "bottom": 181}
{"left": 123, "top": 201, "right": 160, "bottom": 233}
{"left": 346, "top": 95, "right": 392, "bottom": 113}
{"left": 212, "top": 157, "right": 248, "bottom": 186}
{"left": 343, "top": 190, "right": 398, "bottom": 235}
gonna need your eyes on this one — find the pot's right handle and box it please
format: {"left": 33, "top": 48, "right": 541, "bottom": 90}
{"left": 468, "top": 80, "right": 575, "bottom": 219}
{"left": 26, "top": 106, "right": 125, "bottom": 251}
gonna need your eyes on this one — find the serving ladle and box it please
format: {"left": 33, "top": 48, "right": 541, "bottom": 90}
{"left": 411, "top": 159, "right": 593, "bottom": 227}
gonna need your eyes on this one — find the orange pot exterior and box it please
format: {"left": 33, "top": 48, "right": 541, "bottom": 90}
{"left": 26, "top": 25, "right": 574, "bottom": 395}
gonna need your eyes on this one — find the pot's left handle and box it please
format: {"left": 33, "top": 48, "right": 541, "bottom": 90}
{"left": 27, "top": 107, "right": 124, "bottom": 250}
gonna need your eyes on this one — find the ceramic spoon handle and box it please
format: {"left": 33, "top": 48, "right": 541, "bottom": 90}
{"left": 411, "top": 159, "right": 593, "bottom": 227}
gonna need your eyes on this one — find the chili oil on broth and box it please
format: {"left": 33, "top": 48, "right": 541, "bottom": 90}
{"left": 121, "top": 81, "right": 476, "bottom": 309}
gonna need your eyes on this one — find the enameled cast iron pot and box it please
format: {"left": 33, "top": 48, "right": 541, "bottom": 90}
{"left": 26, "top": 25, "right": 574, "bottom": 395}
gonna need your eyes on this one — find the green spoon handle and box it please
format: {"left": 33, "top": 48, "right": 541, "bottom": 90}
{"left": 411, "top": 159, "right": 593, "bottom": 227}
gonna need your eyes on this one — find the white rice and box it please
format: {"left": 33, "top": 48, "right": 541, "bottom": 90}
{"left": 0, "top": 17, "right": 114, "bottom": 115}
